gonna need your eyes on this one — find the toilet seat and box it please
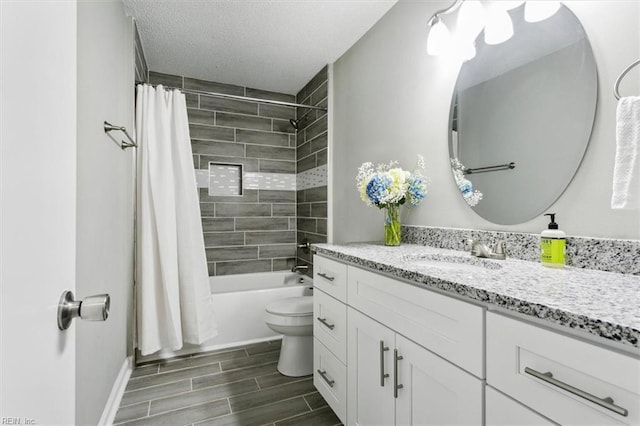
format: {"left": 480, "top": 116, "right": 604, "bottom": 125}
{"left": 266, "top": 296, "right": 312, "bottom": 317}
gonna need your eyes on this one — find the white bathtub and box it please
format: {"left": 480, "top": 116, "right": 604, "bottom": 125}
{"left": 140, "top": 271, "right": 313, "bottom": 362}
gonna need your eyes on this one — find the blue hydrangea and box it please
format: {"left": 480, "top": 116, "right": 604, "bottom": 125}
{"left": 407, "top": 175, "right": 427, "bottom": 205}
{"left": 459, "top": 178, "right": 473, "bottom": 196}
{"left": 366, "top": 174, "right": 391, "bottom": 205}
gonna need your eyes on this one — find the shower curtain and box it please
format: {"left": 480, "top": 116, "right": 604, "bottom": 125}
{"left": 135, "top": 84, "right": 217, "bottom": 356}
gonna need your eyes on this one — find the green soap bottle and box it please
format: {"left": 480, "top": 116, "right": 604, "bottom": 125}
{"left": 540, "top": 213, "right": 565, "bottom": 268}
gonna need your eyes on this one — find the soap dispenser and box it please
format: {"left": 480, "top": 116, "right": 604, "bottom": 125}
{"left": 540, "top": 213, "right": 566, "bottom": 268}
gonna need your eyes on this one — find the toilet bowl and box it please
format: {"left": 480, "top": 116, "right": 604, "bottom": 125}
{"left": 264, "top": 296, "right": 313, "bottom": 377}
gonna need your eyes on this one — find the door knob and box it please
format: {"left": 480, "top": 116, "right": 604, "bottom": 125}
{"left": 57, "top": 290, "right": 110, "bottom": 330}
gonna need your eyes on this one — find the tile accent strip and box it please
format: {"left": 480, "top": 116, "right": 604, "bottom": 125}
{"left": 402, "top": 225, "right": 640, "bottom": 275}
{"left": 244, "top": 172, "right": 296, "bottom": 191}
{"left": 297, "top": 165, "right": 328, "bottom": 191}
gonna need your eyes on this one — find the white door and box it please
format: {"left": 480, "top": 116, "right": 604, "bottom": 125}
{"left": 1, "top": 2, "right": 78, "bottom": 424}
{"left": 395, "top": 334, "right": 484, "bottom": 426}
{"left": 347, "top": 308, "right": 396, "bottom": 426}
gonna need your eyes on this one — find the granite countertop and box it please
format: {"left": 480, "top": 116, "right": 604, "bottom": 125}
{"left": 313, "top": 242, "right": 640, "bottom": 352}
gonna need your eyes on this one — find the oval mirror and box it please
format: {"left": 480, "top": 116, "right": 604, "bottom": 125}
{"left": 449, "top": 3, "right": 597, "bottom": 225}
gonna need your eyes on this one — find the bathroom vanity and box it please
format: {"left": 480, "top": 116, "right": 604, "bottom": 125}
{"left": 311, "top": 243, "right": 640, "bottom": 425}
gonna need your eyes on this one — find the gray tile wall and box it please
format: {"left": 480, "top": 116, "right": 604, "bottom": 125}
{"left": 149, "top": 71, "right": 298, "bottom": 276}
{"left": 296, "top": 66, "right": 329, "bottom": 276}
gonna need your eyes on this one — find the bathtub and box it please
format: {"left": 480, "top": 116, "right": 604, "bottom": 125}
{"left": 140, "top": 271, "right": 313, "bottom": 362}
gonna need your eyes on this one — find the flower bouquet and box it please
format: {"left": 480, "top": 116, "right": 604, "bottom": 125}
{"left": 450, "top": 158, "right": 483, "bottom": 207}
{"left": 356, "top": 156, "right": 428, "bottom": 246}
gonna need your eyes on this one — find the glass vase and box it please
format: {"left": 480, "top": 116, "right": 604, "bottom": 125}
{"left": 384, "top": 204, "right": 401, "bottom": 246}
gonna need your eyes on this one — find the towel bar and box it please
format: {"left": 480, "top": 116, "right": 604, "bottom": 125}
{"left": 104, "top": 121, "right": 137, "bottom": 150}
{"left": 614, "top": 59, "right": 640, "bottom": 100}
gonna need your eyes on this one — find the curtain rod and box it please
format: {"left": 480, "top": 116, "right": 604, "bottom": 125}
{"left": 135, "top": 81, "right": 327, "bottom": 112}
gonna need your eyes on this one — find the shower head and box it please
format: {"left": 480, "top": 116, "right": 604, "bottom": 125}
{"left": 289, "top": 109, "right": 313, "bottom": 131}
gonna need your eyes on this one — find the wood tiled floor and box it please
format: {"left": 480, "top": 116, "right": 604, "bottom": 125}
{"left": 115, "top": 339, "right": 342, "bottom": 426}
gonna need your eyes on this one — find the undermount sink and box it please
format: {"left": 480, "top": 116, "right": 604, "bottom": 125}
{"left": 401, "top": 253, "right": 503, "bottom": 271}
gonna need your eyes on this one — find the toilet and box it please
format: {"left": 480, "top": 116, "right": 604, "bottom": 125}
{"left": 264, "top": 296, "right": 313, "bottom": 377}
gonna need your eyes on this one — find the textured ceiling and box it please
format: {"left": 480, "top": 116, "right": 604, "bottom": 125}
{"left": 123, "top": 0, "right": 398, "bottom": 95}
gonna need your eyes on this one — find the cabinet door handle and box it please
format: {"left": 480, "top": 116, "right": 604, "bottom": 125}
{"left": 317, "top": 272, "right": 335, "bottom": 282}
{"left": 524, "top": 367, "right": 628, "bottom": 417}
{"left": 317, "top": 369, "right": 335, "bottom": 387}
{"left": 394, "top": 349, "right": 404, "bottom": 398}
{"left": 380, "top": 340, "right": 390, "bottom": 386}
{"left": 317, "top": 317, "right": 335, "bottom": 330}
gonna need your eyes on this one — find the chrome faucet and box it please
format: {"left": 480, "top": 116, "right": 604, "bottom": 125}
{"left": 466, "top": 239, "right": 506, "bottom": 260}
{"left": 491, "top": 241, "right": 506, "bottom": 260}
{"left": 466, "top": 239, "right": 491, "bottom": 258}
{"left": 291, "top": 265, "right": 309, "bottom": 273}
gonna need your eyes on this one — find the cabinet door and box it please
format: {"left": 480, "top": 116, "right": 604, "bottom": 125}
{"left": 395, "top": 334, "right": 484, "bottom": 426}
{"left": 348, "top": 308, "right": 396, "bottom": 426}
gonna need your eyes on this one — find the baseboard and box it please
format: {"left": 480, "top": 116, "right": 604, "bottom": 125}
{"left": 99, "top": 355, "right": 134, "bottom": 426}
{"left": 136, "top": 336, "right": 283, "bottom": 364}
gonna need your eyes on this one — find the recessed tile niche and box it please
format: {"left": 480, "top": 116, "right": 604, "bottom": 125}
{"left": 208, "top": 162, "right": 243, "bottom": 196}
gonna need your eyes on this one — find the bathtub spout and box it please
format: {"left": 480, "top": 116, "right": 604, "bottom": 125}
{"left": 291, "top": 265, "right": 309, "bottom": 273}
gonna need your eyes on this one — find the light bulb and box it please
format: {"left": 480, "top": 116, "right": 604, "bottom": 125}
{"left": 484, "top": 7, "right": 513, "bottom": 45}
{"left": 427, "top": 18, "right": 451, "bottom": 56}
{"left": 525, "top": 1, "right": 561, "bottom": 23}
{"left": 456, "top": 0, "right": 485, "bottom": 43}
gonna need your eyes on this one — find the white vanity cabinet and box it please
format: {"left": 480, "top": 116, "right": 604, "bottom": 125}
{"left": 345, "top": 263, "right": 485, "bottom": 425}
{"left": 487, "top": 312, "right": 640, "bottom": 426}
{"left": 313, "top": 256, "right": 348, "bottom": 423}
{"left": 348, "top": 308, "right": 484, "bottom": 425}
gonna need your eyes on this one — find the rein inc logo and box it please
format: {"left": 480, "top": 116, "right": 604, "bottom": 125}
{"left": 1, "top": 418, "right": 35, "bottom": 425}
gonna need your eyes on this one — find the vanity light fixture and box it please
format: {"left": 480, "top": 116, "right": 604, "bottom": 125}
{"left": 427, "top": 16, "right": 452, "bottom": 55}
{"left": 426, "top": 0, "right": 463, "bottom": 56}
{"left": 427, "top": 0, "right": 557, "bottom": 57}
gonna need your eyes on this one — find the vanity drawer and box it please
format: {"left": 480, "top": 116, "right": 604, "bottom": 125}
{"left": 347, "top": 265, "right": 485, "bottom": 378}
{"left": 487, "top": 312, "right": 640, "bottom": 425}
{"left": 486, "top": 386, "right": 554, "bottom": 426}
{"left": 314, "top": 337, "right": 347, "bottom": 424}
{"left": 313, "top": 255, "right": 348, "bottom": 302}
{"left": 314, "top": 288, "right": 347, "bottom": 363}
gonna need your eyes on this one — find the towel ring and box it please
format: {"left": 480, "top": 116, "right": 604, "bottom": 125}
{"left": 614, "top": 59, "right": 640, "bottom": 100}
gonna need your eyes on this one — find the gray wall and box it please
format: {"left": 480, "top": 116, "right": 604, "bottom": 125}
{"left": 458, "top": 42, "right": 596, "bottom": 224}
{"left": 76, "top": 1, "right": 135, "bottom": 424}
{"left": 296, "top": 66, "right": 329, "bottom": 276}
{"left": 148, "top": 71, "right": 298, "bottom": 276}
{"left": 332, "top": 0, "right": 640, "bottom": 241}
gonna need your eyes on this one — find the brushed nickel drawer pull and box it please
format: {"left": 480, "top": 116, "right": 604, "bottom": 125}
{"left": 317, "top": 369, "right": 335, "bottom": 387}
{"left": 380, "top": 340, "right": 390, "bottom": 386}
{"left": 317, "top": 317, "right": 335, "bottom": 330}
{"left": 524, "top": 367, "right": 628, "bottom": 417}
{"left": 394, "top": 349, "right": 404, "bottom": 398}
{"left": 317, "top": 272, "right": 335, "bottom": 282}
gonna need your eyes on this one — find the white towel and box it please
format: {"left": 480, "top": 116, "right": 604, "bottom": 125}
{"left": 611, "top": 96, "right": 640, "bottom": 209}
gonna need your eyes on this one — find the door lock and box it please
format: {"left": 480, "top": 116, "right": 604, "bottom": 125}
{"left": 57, "top": 290, "right": 110, "bottom": 330}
